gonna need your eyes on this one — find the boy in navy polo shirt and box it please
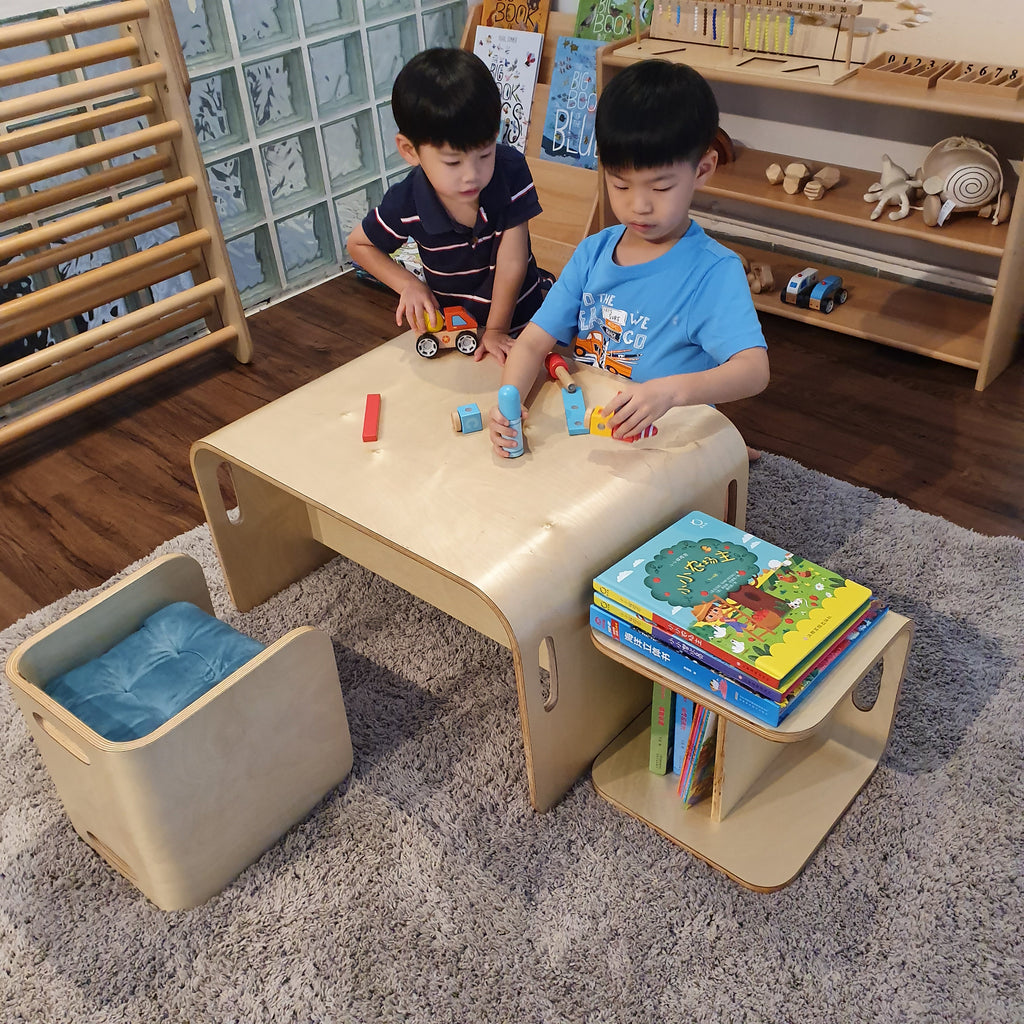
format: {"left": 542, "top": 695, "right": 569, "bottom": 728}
{"left": 346, "top": 48, "right": 550, "bottom": 364}
{"left": 488, "top": 60, "right": 769, "bottom": 456}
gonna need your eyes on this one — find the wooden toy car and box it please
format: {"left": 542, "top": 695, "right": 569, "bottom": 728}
{"left": 415, "top": 306, "right": 479, "bottom": 358}
{"left": 808, "top": 275, "right": 849, "bottom": 314}
{"left": 781, "top": 268, "right": 848, "bottom": 314}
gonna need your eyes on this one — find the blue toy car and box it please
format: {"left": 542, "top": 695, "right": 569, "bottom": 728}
{"left": 781, "top": 268, "right": 848, "bottom": 314}
{"left": 808, "top": 275, "right": 849, "bottom": 314}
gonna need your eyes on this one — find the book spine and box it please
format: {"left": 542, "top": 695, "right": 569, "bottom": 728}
{"left": 593, "top": 580, "right": 651, "bottom": 621}
{"left": 593, "top": 590, "right": 652, "bottom": 633}
{"left": 651, "top": 610, "right": 786, "bottom": 690}
{"left": 591, "top": 604, "right": 788, "bottom": 727}
{"left": 672, "top": 690, "right": 695, "bottom": 774}
{"left": 649, "top": 681, "right": 674, "bottom": 775}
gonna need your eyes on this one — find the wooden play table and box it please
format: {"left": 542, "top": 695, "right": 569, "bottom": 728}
{"left": 191, "top": 331, "right": 748, "bottom": 811}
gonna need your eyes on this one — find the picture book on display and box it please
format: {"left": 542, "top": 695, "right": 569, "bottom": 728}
{"left": 539, "top": 36, "right": 601, "bottom": 171}
{"left": 473, "top": 26, "right": 544, "bottom": 155}
{"left": 672, "top": 691, "right": 696, "bottom": 775}
{"left": 593, "top": 511, "right": 873, "bottom": 691}
{"left": 481, "top": 0, "right": 550, "bottom": 35}
{"left": 573, "top": 0, "right": 651, "bottom": 42}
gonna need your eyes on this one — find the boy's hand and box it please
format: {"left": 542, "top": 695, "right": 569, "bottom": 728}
{"left": 601, "top": 379, "right": 676, "bottom": 439}
{"left": 396, "top": 280, "right": 440, "bottom": 333}
{"left": 476, "top": 328, "right": 515, "bottom": 364}
{"left": 487, "top": 402, "right": 528, "bottom": 457}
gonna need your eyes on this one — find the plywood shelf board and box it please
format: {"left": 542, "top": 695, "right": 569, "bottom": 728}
{"left": 721, "top": 240, "right": 988, "bottom": 367}
{"left": 705, "top": 146, "right": 1009, "bottom": 257}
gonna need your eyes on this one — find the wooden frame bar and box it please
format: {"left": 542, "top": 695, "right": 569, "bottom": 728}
{"left": 0, "top": 97, "right": 156, "bottom": 157}
{"left": 0, "top": 37, "right": 140, "bottom": 90}
{"left": 0, "top": 1, "right": 150, "bottom": 48}
{"left": 0, "top": 279, "right": 225, "bottom": 387}
{"left": 0, "top": 121, "right": 181, "bottom": 193}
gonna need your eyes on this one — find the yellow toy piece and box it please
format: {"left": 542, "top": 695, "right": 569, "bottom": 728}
{"left": 423, "top": 308, "right": 444, "bottom": 332}
{"left": 586, "top": 406, "right": 616, "bottom": 437}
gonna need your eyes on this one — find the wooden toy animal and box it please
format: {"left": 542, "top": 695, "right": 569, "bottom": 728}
{"left": 864, "top": 154, "right": 921, "bottom": 221}
{"left": 915, "top": 136, "right": 1012, "bottom": 228}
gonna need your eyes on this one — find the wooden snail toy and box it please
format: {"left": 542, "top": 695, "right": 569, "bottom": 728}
{"left": 915, "top": 136, "right": 1012, "bottom": 228}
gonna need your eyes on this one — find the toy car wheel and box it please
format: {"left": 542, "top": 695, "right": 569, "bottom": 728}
{"left": 821, "top": 297, "right": 835, "bottom": 314}
{"left": 455, "top": 331, "right": 478, "bottom": 355}
{"left": 837, "top": 289, "right": 849, "bottom": 305}
{"left": 416, "top": 334, "right": 439, "bottom": 358}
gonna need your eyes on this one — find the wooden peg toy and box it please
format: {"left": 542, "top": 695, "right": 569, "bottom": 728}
{"left": 497, "top": 384, "right": 524, "bottom": 457}
{"left": 423, "top": 308, "right": 444, "bottom": 332}
{"left": 544, "top": 352, "right": 577, "bottom": 392}
{"left": 451, "top": 403, "right": 483, "bottom": 433}
{"left": 545, "top": 351, "right": 588, "bottom": 435}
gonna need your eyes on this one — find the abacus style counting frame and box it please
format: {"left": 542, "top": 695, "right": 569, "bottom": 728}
{"left": 624, "top": 1, "right": 866, "bottom": 86}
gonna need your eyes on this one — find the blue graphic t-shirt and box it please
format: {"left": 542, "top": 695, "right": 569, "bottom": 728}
{"left": 531, "top": 221, "right": 765, "bottom": 381}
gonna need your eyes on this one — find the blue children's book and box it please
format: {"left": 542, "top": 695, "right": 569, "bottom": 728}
{"left": 539, "top": 37, "right": 601, "bottom": 171}
{"left": 593, "top": 511, "right": 873, "bottom": 692}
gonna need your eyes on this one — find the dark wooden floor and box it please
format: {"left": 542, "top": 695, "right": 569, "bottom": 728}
{"left": 1, "top": 271, "right": 1022, "bottom": 631}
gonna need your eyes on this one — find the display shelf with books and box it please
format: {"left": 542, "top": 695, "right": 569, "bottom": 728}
{"left": 460, "top": 6, "right": 605, "bottom": 274}
{"left": 589, "top": 512, "right": 914, "bottom": 890}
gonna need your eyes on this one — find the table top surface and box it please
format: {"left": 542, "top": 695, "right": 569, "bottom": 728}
{"left": 194, "top": 332, "right": 747, "bottom": 603}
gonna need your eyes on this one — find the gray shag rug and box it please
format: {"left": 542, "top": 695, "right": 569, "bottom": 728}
{"left": 2, "top": 453, "right": 1022, "bottom": 1023}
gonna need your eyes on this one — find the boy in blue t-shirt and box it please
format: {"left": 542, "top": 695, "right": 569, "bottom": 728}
{"left": 489, "top": 60, "right": 769, "bottom": 450}
{"left": 347, "top": 48, "right": 549, "bottom": 364}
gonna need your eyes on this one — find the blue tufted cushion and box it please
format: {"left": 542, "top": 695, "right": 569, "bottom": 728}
{"left": 44, "top": 602, "right": 264, "bottom": 742}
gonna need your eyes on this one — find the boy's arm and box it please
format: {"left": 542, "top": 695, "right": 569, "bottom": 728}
{"left": 477, "top": 221, "right": 531, "bottom": 364}
{"left": 602, "top": 347, "right": 770, "bottom": 439}
{"left": 487, "top": 320, "right": 558, "bottom": 456}
{"left": 346, "top": 222, "right": 438, "bottom": 331}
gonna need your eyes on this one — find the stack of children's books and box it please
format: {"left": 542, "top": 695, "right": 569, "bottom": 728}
{"left": 590, "top": 511, "right": 886, "bottom": 794}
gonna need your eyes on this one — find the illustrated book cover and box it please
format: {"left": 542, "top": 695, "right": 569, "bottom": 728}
{"left": 573, "top": 0, "right": 651, "bottom": 42}
{"left": 473, "top": 26, "right": 544, "bottom": 155}
{"left": 593, "top": 511, "right": 873, "bottom": 689}
{"left": 481, "top": 0, "right": 550, "bottom": 36}
{"left": 539, "top": 36, "right": 601, "bottom": 170}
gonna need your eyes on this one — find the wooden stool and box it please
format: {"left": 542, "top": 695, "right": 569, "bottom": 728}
{"left": 5, "top": 553, "right": 352, "bottom": 910}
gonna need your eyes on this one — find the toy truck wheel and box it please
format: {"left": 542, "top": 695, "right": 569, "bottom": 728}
{"left": 821, "top": 297, "right": 835, "bottom": 314}
{"left": 455, "top": 331, "right": 478, "bottom": 354}
{"left": 416, "top": 334, "right": 439, "bottom": 358}
{"left": 837, "top": 288, "right": 849, "bottom": 305}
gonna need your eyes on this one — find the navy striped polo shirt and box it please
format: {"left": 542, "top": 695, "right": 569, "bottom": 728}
{"left": 360, "top": 143, "right": 549, "bottom": 332}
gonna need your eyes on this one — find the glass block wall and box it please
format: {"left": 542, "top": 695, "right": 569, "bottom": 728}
{"left": 0, "top": 0, "right": 468, "bottom": 356}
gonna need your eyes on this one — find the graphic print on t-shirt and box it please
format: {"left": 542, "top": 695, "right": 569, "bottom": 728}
{"left": 570, "top": 290, "right": 647, "bottom": 378}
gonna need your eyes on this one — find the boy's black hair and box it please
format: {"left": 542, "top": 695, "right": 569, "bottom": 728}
{"left": 391, "top": 48, "right": 501, "bottom": 151}
{"left": 595, "top": 60, "right": 718, "bottom": 172}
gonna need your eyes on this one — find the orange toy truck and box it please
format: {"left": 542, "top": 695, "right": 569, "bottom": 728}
{"left": 416, "top": 306, "right": 479, "bottom": 358}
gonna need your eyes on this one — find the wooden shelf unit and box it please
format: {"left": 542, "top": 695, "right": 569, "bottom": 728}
{"left": 460, "top": 7, "right": 604, "bottom": 275}
{"left": 601, "top": 38, "right": 1024, "bottom": 390}
{"left": 591, "top": 611, "right": 914, "bottom": 891}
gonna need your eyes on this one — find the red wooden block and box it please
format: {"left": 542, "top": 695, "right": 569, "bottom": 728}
{"left": 362, "top": 393, "right": 381, "bottom": 442}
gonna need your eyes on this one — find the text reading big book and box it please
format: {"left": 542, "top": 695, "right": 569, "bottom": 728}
{"left": 473, "top": 26, "right": 544, "bottom": 155}
{"left": 482, "top": 0, "right": 550, "bottom": 36}
{"left": 573, "top": 0, "right": 651, "bottom": 42}
{"left": 593, "top": 511, "right": 872, "bottom": 691}
{"left": 539, "top": 37, "right": 601, "bottom": 171}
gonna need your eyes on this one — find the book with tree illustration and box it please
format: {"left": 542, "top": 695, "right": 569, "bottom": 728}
{"left": 593, "top": 511, "right": 872, "bottom": 690}
{"left": 538, "top": 36, "right": 601, "bottom": 170}
{"left": 481, "top": 0, "right": 550, "bottom": 36}
{"left": 473, "top": 26, "right": 544, "bottom": 155}
{"left": 573, "top": 0, "right": 651, "bottom": 42}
